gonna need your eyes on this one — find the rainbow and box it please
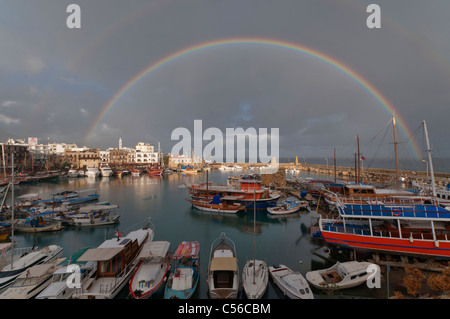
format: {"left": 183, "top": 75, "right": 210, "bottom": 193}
{"left": 84, "top": 37, "right": 422, "bottom": 159}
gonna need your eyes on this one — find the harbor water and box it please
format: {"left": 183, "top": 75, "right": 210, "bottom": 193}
{"left": 8, "top": 170, "right": 399, "bottom": 299}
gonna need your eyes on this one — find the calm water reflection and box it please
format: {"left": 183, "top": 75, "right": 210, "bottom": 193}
{"left": 8, "top": 170, "right": 392, "bottom": 299}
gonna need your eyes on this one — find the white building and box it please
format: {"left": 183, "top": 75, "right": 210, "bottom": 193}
{"left": 136, "top": 142, "right": 154, "bottom": 153}
{"left": 100, "top": 150, "right": 110, "bottom": 163}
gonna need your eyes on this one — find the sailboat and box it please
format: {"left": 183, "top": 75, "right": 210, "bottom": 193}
{"left": 0, "top": 154, "right": 63, "bottom": 292}
{"left": 242, "top": 189, "right": 268, "bottom": 299}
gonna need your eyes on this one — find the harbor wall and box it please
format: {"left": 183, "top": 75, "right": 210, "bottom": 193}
{"left": 211, "top": 162, "right": 450, "bottom": 185}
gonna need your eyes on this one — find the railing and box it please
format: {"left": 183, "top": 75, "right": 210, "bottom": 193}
{"left": 321, "top": 220, "right": 450, "bottom": 242}
{"left": 341, "top": 203, "right": 450, "bottom": 220}
{"left": 0, "top": 246, "right": 34, "bottom": 269}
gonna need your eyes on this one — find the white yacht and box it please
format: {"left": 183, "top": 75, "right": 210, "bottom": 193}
{"left": 86, "top": 167, "right": 100, "bottom": 178}
{"left": 100, "top": 165, "right": 113, "bottom": 177}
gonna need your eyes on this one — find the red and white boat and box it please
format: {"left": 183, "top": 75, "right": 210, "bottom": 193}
{"left": 147, "top": 165, "right": 162, "bottom": 176}
{"left": 129, "top": 241, "right": 171, "bottom": 299}
{"left": 188, "top": 177, "right": 280, "bottom": 210}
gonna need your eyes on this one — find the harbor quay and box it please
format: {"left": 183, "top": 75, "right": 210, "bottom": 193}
{"left": 209, "top": 162, "right": 450, "bottom": 185}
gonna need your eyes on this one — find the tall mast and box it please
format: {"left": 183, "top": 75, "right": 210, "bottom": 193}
{"left": 357, "top": 134, "right": 360, "bottom": 183}
{"left": 334, "top": 148, "right": 337, "bottom": 183}
{"left": 392, "top": 114, "right": 400, "bottom": 182}
{"left": 10, "top": 153, "right": 14, "bottom": 267}
{"left": 423, "top": 121, "right": 436, "bottom": 199}
{"left": 253, "top": 187, "right": 256, "bottom": 284}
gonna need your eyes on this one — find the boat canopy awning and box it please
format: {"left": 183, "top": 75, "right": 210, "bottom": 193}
{"left": 210, "top": 257, "right": 238, "bottom": 271}
{"left": 77, "top": 247, "right": 123, "bottom": 262}
{"left": 173, "top": 241, "right": 200, "bottom": 259}
{"left": 137, "top": 241, "right": 170, "bottom": 259}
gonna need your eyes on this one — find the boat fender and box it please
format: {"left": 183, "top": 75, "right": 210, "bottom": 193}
{"left": 435, "top": 241, "right": 439, "bottom": 248}
{"left": 409, "top": 234, "right": 414, "bottom": 243}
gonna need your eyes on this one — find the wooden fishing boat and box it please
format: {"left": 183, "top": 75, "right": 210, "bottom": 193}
{"left": 188, "top": 196, "right": 245, "bottom": 214}
{"left": 188, "top": 177, "right": 280, "bottom": 210}
{"left": 164, "top": 241, "right": 200, "bottom": 299}
{"left": 306, "top": 261, "right": 373, "bottom": 290}
{"left": 207, "top": 232, "right": 239, "bottom": 299}
{"left": 269, "top": 264, "right": 314, "bottom": 299}
{"left": 129, "top": 241, "right": 171, "bottom": 299}
{"left": 15, "top": 213, "right": 64, "bottom": 233}
{"left": 267, "top": 198, "right": 308, "bottom": 215}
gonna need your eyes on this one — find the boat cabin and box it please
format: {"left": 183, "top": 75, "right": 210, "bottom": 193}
{"left": 210, "top": 257, "right": 238, "bottom": 289}
{"left": 78, "top": 232, "right": 147, "bottom": 279}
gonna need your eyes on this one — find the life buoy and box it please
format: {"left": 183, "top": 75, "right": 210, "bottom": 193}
{"left": 90, "top": 220, "right": 94, "bottom": 224}
{"left": 392, "top": 209, "right": 401, "bottom": 216}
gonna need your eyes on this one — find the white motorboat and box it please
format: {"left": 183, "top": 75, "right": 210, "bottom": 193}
{"left": 269, "top": 264, "right": 314, "bottom": 299}
{"left": 0, "top": 257, "right": 66, "bottom": 299}
{"left": 36, "top": 247, "right": 97, "bottom": 299}
{"left": 305, "top": 261, "right": 373, "bottom": 290}
{"left": 73, "top": 219, "right": 154, "bottom": 299}
{"left": 129, "top": 241, "right": 171, "bottom": 299}
{"left": 63, "top": 204, "right": 120, "bottom": 227}
{"left": 207, "top": 232, "right": 239, "bottom": 299}
{"left": 85, "top": 167, "right": 100, "bottom": 178}
{"left": 68, "top": 169, "right": 79, "bottom": 178}
{"left": 0, "top": 245, "right": 64, "bottom": 292}
{"left": 100, "top": 165, "right": 114, "bottom": 177}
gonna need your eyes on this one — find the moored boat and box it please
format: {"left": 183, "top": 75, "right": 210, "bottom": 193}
{"left": 164, "top": 241, "right": 200, "bottom": 299}
{"left": 269, "top": 264, "right": 313, "bottom": 299}
{"left": 188, "top": 196, "right": 245, "bottom": 214}
{"left": 15, "top": 213, "right": 64, "bottom": 233}
{"left": 72, "top": 219, "right": 154, "bottom": 299}
{"left": 305, "top": 261, "right": 373, "bottom": 290}
{"left": 129, "top": 241, "right": 171, "bottom": 299}
{"left": 0, "top": 244, "right": 64, "bottom": 292}
{"left": 63, "top": 204, "right": 120, "bottom": 227}
{"left": 0, "top": 257, "right": 66, "bottom": 299}
{"left": 36, "top": 247, "right": 97, "bottom": 299}
{"left": 100, "top": 165, "right": 114, "bottom": 177}
{"left": 85, "top": 167, "right": 100, "bottom": 178}
{"left": 189, "top": 177, "right": 280, "bottom": 210}
{"left": 242, "top": 259, "right": 268, "bottom": 299}
{"left": 267, "top": 198, "right": 308, "bottom": 215}
{"left": 207, "top": 232, "right": 239, "bottom": 299}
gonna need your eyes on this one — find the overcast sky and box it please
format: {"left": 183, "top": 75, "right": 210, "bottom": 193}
{"left": 1, "top": 0, "right": 450, "bottom": 166}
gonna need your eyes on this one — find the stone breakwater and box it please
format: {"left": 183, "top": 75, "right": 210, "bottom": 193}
{"left": 211, "top": 163, "right": 450, "bottom": 186}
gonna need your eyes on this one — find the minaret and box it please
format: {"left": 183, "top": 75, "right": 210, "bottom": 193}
{"left": 119, "top": 138, "right": 122, "bottom": 149}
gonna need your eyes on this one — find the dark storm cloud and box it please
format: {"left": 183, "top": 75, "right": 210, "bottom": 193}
{"left": 0, "top": 0, "right": 449, "bottom": 161}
